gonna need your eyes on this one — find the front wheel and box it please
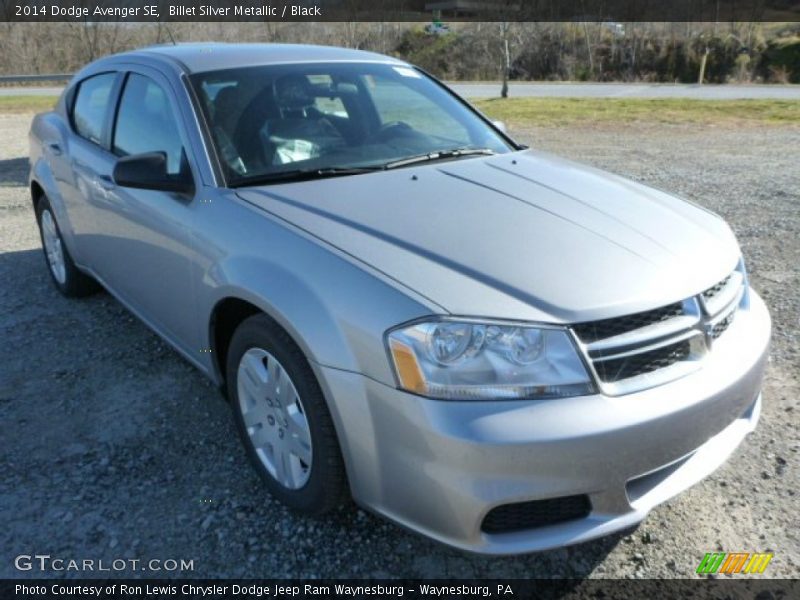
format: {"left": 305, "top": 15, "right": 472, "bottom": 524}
{"left": 226, "top": 314, "right": 347, "bottom": 515}
{"left": 35, "top": 194, "right": 99, "bottom": 297}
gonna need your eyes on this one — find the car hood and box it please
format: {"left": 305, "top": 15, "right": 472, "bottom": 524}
{"left": 236, "top": 150, "right": 740, "bottom": 323}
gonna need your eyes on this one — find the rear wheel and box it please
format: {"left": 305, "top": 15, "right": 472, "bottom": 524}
{"left": 35, "top": 195, "right": 99, "bottom": 297}
{"left": 226, "top": 314, "right": 347, "bottom": 515}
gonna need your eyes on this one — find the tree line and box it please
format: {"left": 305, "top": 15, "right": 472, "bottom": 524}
{"left": 1, "top": 21, "right": 798, "bottom": 85}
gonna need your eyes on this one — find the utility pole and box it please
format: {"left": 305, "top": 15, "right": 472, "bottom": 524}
{"left": 500, "top": 21, "right": 510, "bottom": 98}
{"left": 698, "top": 1, "right": 720, "bottom": 84}
{"left": 698, "top": 44, "right": 709, "bottom": 84}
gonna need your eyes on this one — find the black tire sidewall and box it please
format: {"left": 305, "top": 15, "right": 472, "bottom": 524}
{"left": 35, "top": 195, "right": 73, "bottom": 295}
{"left": 226, "top": 315, "right": 345, "bottom": 515}
{"left": 35, "top": 195, "right": 98, "bottom": 297}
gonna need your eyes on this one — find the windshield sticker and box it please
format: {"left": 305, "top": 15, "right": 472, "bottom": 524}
{"left": 393, "top": 66, "right": 421, "bottom": 78}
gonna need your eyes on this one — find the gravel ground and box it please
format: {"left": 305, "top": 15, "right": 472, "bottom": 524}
{"left": 1, "top": 112, "right": 798, "bottom": 579}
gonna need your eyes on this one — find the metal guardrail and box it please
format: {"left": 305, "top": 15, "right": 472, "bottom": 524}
{"left": 0, "top": 74, "right": 73, "bottom": 84}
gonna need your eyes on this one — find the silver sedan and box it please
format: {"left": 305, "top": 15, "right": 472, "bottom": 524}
{"left": 28, "top": 43, "right": 770, "bottom": 554}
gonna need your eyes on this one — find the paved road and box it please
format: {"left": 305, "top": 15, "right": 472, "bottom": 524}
{"left": 449, "top": 82, "right": 800, "bottom": 100}
{"left": 2, "top": 82, "right": 799, "bottom": 100}
{"left": 0, "top": 86, "right": 65, "bottom": 96}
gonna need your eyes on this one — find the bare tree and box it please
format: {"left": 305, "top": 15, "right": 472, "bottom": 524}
{"left": 499, "top": 21, "right": 511, "bottom": 97}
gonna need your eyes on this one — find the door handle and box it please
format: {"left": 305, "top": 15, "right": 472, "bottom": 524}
{"left": 46, "top": 141, "right": 62, "bottom": 156}
{"left": 96, "top": 175, "right": 117, "bottom": 191}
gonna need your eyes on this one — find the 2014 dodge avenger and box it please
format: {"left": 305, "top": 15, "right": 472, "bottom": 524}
{"left": 28, "top": 43, "right": 770, "bottom": 554}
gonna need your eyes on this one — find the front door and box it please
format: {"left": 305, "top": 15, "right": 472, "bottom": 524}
{"left": 90, "top": 68, "right": 200, "bottom": 353}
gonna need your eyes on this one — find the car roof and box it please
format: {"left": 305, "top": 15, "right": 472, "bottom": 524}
{"left": 121, "top": 42, "right": 407, "bottom": 74}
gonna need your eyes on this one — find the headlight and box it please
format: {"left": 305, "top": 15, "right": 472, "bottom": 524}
{"left": 387, "top": 318, "right": 595, "bottom": 400}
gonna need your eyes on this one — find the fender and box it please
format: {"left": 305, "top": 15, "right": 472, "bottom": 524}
{"left": 200, "top": 248, "right": 434, "bottom": 388}
{"left": 189, "top": 187, "right": 440, "bottom": 388}
{"left": 29, "top": 113, "right": 84, "bottom": 263}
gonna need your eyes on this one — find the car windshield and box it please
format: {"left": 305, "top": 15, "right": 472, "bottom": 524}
{"left": 190, "top": 62, "right": 514, "bottom": 186}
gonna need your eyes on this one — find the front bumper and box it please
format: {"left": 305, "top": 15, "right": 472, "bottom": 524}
{"left": 319, "top": 290, "right": 770, "bottom": 554}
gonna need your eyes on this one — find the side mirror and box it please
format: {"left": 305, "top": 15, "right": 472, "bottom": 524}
{"left": 492, "top": 120, "right": 508, "bottom": 133}
{"left": 113, "top": 152, "right": 194, "bottom": 195}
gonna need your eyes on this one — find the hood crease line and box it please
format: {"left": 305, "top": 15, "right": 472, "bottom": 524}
{"left": 437, "top": 167, "right": 656, "bottom": 265}
{"left": 484, "top": 162, "right": 679, "bottom": 257}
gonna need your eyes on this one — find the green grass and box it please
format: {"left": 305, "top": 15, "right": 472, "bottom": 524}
{"left": 473, "top": 97, "right": 800, "bottom": 127}
{"left": 2, "top": 94, "right": 798, "bottom": 128}
{"left": 0, "top": 95, "right": 58, "bottom": 113}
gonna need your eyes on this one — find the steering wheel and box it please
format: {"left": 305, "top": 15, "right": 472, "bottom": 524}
{"left": 369, "top": 121, "right": 414, "bottom": 143}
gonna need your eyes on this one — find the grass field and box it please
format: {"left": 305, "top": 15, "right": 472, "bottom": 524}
{"left": 0, "top": 95, "right": 58, "bottom": 113}
{"left": 473, "top": 97, "right": 800, "bottom": 126}
{"left": 3, "top": 94, "right": 799, "bottom": 127}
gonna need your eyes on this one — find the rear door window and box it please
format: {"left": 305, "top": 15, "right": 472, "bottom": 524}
{"left": 71, "top": 72, "right": 116, "bottom": 145}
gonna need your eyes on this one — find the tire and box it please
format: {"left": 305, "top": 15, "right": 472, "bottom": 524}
{"left": 226, "top": 314, "right": 347, "bottom": 515}
{"left": 35, "top": 194, "right": 100, "bottom": 297}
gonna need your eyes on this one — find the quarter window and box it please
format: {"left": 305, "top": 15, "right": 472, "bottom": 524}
{"left": 72, "top": 73, "right": 116, "bottom": 145}
{"left": 113, "top": 73, "right": 184, "bottom": 174}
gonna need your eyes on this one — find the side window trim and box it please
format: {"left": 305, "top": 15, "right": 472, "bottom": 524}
{"left": 181, "top": 72, "right": 225, "bottom": 187}
{"left": 109, "top": 71, "right": 132, "bottom": 156}
{"left": 64, "top": 85, "right": 77, "bottom": 120}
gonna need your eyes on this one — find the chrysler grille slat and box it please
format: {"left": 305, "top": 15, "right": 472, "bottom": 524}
{"left": 702, "top": 274, "right": 731, "bottom": 301}
{"left": 571, "top": 267, "right": 745, "bottom": 396}
{"left": 701, "top": 271, "right": 744, "bottom": 316}
{"left": 585, "top": 315, "right": 700, "bottom": 355}
{"left": 711, "top": 312, "right": 735, "bottom": 339}
{"left": 593, "top": 339, "right": 692, "bottom": 383}
{"left": 590, "top": 328, "right": 699, "bottom": 363}
{"left": 572, "top": 302, "right": 683, "bottom": 343}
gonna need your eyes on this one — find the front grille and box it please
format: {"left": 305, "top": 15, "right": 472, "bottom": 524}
{"left": 703, "top": 275, "right": 732, "bottom": 303}
{"left": 594, "top": 340, "right": 692, "bottom": 383}
{"left": 572, "top": 302, "right": 684, "bottom": 343}
{"left": 481, "top": 495, "right": 591, "bottom": 534}
{"left": 570, "top": 267, "right": 744, "bottom": 395}
{"left": 711, "top": 311, "right": 735, "bottom": 340}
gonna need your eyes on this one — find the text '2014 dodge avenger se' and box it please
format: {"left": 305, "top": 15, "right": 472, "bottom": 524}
{"left": 29, "top": 43, "right": 770, "bottom": 554}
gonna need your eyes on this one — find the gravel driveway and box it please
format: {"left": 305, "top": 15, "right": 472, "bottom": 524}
{"left": 1, "top": 113, "right": 798, "bottom": 579}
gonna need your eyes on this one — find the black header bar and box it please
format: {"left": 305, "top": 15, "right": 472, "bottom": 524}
{"left": 2, "top": 0, "right": 799, "bottom": 23}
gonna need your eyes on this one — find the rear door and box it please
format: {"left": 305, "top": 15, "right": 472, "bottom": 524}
{"left": 59, "top": 71, "right": 122, "bottom": 265}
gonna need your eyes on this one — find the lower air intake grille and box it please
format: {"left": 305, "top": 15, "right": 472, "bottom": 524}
{"left": 572, "top": 302, "right": 683, "bottom": 343}
{"left": 481, "top": 495, "right": 591, "bottom": 534}
{"left": 594, "top": 340, "right": 692, "bottom": 383}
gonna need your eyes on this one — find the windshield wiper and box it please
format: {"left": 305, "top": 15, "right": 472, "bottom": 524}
{"left": 230, "top": 149, "right": 496, "bottom": 187}
{"left": 231, "top": 166, "right": 381, "bottom": 188}
{"left": 382, "top": 148, "right": 496, "bottom": 170}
